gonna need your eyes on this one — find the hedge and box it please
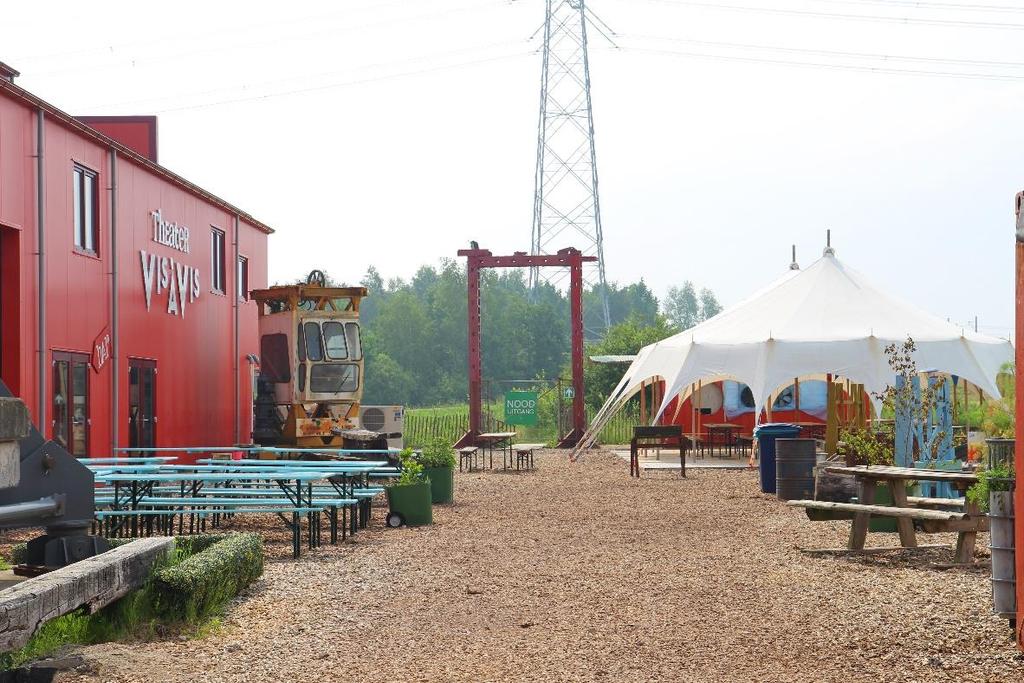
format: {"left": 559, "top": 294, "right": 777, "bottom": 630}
{"left": 154, "top": 532, "right": 263, "bottom": 623}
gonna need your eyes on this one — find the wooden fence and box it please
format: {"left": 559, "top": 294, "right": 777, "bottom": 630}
{"left": 404, "top": 405, "right": 644, "bottom": 448}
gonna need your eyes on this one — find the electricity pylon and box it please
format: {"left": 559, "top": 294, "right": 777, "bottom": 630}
{"left": 529, "top": 0, "right": 611, "bottom": 333}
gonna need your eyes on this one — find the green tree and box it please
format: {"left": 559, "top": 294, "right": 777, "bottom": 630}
{"left": 699, "top": 288, "right": 722, "bottom": 320}
{"left": 583, "top": 315, "right": 677, "bottom": 409}
{"left": 664, "top": 282, "right": 700, "bottom": 330}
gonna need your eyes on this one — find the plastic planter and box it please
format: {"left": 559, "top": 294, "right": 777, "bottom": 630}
{"left": 386, "top": 481, "right": 433, "bottom": 526}
{"left": 423, "top": 466, "right": 454, "bottom": 504}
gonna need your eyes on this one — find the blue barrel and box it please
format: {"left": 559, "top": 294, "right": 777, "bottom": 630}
{"left": 755, "top": 423, "right": 801, "bottom": 493}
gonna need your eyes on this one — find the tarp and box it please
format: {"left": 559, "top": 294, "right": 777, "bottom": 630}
{"left": 578, "top": 251, "right": 1013, "bottom": 451}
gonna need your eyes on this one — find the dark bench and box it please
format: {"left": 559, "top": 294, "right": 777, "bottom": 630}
{"left": 630, "top": 426, "right": 687, "bottom": 478}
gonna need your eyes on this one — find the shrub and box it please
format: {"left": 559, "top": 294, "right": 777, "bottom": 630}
{"left": 418, "top": 438, "right": 456, "bottom": 468}
{"left": 838, "top": 427, "right": 893, "bottom": 466}
{"left": 391, "top": 448, "right": 429, "bottom": 487}
{"left": 1, "top": 534, "right": 264, "bottom": 670}
{"left": 154, "top": 533, "right": 263, "bottom": 623}
{"left": 966, "top": 462, "right": 1015, "bottom": 513}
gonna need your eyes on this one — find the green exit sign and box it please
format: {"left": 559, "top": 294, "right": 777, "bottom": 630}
{"left": 504, "top": 391, "right": 538, "bottom": 426}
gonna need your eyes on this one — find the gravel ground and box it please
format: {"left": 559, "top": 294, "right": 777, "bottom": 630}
{"left": 56, "top": 450, "right": 1023, "bottom": 682}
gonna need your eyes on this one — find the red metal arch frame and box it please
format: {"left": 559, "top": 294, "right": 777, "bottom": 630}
{"left": 455, "top": 247, "right": 595, "bottom": 449}
{"left": 1013, "top": 193, "right": 1024, "bottom": 649}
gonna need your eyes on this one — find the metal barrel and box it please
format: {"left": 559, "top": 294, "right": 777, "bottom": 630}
{"left": 989, "top": 489, "right": 1017, "bottom": 619}
{"left": 985, "top": 438, "right": 1015, "bottom": 470}
{"left": 775, "top": 438, "right": 817, "bottom": 502}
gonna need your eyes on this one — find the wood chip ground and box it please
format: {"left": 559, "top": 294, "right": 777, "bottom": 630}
{"left": 55, "top": 450, "right": 1023, "bottom": 682}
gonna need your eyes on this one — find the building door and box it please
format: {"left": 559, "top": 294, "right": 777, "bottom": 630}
{"left": 128, "top": 359, "right": 157, "bottom": 448}
{"left": 0, "top": 227, "right": 19, "bottom": 394}
{"left": 53, "top": 351, "right": 90, "bottom": 456}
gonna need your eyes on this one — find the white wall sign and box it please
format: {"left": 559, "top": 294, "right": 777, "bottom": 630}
{"left": 141, "top": 210, "right": 201, "bottom": 317}
{"left": 151, "top": 209, "right": 191, "bottom": 253}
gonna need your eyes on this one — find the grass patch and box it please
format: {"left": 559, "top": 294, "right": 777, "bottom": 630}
{"left": 1, "top": 533, "right": 263, "bottom": 670}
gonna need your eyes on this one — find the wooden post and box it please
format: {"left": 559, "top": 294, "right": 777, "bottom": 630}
{"left": 639, "top": 380, "right": 647, "bottom": 425}
{"left": 794, "top": 377, "right": 801, "bottom": 417}
{"left": 888, "top": 480, "right": 918, "bottom": 549}
{"left": 825, "top": 379, "right": 839, "bottom": 455}
{"left": 848, "top": 478, "right": 877, "bottom": 550}
{"left": 696, "top": 380, "right": 703, "bottom": 440}
{"left": 0, "top": 537, "right": 173, "bottom": 651}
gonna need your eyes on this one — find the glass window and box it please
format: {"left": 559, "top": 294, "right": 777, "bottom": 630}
{"left": 310, "top": 364, "right": 359, "bottom": 393}
{"left": 296, "top": 323, "right": 306, "bottom": 362}
{"left": 211, "top": 228, "right": 225, "bottom": 292}
{"left": 72, "top": 164, "right": 99, "bottom": 255}
{"left": 260, "top": 334, "right": 291, "bottom": 383}
{"left": 322, "top": 321, "right": 348, "bottom": 360}
{"left": 303, "top": 321, "right": 323, "bottom": 361}
{"left": 297, "top": 363, "right": 306, "bottom": 392}
{"left": 72, "top": 363, "right": 88, "bottom": 455}
{"left": 345, "top": 322, "right": 362, "bottom": 360}
{"left": 237, "top": 256, "right": 248, "bottom": 301}
{"left": 53, "top": 361, "right": 69, "bottom": 449}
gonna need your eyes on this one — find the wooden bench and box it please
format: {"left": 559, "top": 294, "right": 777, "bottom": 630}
{"left": 788, "top": 499, "right": 988, "bottom": 563}
{"left": 906, "top": 496, "right": 965, "bottom": 509}
{"left": 788, "top": 500, "right": 966, "bottom": 522}
{"left": 458, "top": 446, "right": 480, "bottom": 472}
{"left": 513, "top": 444, "right": 545, "bottom": 471}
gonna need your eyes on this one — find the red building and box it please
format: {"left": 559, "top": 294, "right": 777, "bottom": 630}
{"left": 0, "top": 62, "right": 270, "bottom": 456}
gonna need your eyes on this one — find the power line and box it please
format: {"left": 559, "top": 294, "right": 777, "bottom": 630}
{"left": 616, "top": 44, "right": 1024, "bottom": 81}
{"left": 113, "top": 51, "right": 536, "bottom": 114}
{"left": 628, "top": 33, "right": 1024, "bottom": 69}
{"left": 815, "top": 0, "right": 1024, "bottom": 14}
{"left": 81, "top": 38, "right": 532, "bottom": 111}
{"left": 13, "top": 0, "right": 511, "bottom": 77}
{"left": 625, "top": 0, "right": 1024, "bottom": 30}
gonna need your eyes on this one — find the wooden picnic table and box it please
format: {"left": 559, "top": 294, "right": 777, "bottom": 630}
{"left": 822, "top": 465, "right": 985, "bottom": 564}
{"left": 790, "top": 422, "right": 826, "bottom": 440}
{"left": 476, "top": 432, "right": 517, "bottom": 470}
{"left": 703, "top": 423, "right": 743, "bottom": 457}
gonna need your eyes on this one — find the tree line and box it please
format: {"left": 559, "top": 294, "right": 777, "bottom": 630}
{"left": 309, "top": 261, "right": 722, "bottom": 407}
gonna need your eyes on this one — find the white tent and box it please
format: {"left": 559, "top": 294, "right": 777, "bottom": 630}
{"left": 578, "top": 250, "right": 1013, "bottom": 451}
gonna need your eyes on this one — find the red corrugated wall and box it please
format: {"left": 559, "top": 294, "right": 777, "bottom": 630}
{"left": 0, "top": 91, "right": 268, "bottom": 458}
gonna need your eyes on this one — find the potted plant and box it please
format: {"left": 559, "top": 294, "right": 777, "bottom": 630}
{"left": 385, "top": 450, "right": 433, "bottom": 527}
{"left": 417, "top": 438, "right": 456, "bottom": 504}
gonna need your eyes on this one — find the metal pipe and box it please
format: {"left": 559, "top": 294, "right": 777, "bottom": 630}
{"left": 233, "top": 215, "right": 240, "bottom": 443}
{"left": 0, "top": 497, "right": 61, "bottom": 525}
{"left": 110, "top": 149, "right": 118, "bottom": 452}
{"left": 35, "top": 108, "right": 45, "bottom": 429}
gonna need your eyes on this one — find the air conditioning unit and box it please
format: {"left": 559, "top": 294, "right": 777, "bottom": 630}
{"left": 358, "top": 405, "right": 404, "bottom": 450}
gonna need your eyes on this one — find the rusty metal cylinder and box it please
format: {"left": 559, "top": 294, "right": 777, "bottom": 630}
{"left": 775, "top": 438, "right": 817, "bottom": 502}
{"left": 990, "top": 487, "right": 1016, "bottom": 620}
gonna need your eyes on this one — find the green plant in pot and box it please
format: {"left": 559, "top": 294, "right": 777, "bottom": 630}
{"left": 385, "top": 449, "right": 433, "bottom": 527}
{"left": 417, "top": 438, "right": 456, "bottom": 505}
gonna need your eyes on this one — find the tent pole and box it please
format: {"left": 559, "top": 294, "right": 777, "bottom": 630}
{"left": 696, "top": 380, "right": 703, "bottom": 445}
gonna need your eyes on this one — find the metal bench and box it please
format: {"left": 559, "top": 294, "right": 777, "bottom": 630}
{"left": 512, "top": 444, "right": 545, "bottom": 471}
{"left": 458, "top": 447, "right": 480, "bottom": 472}
{"left": 95, "top": 506, "right": 324, "bottom": 558}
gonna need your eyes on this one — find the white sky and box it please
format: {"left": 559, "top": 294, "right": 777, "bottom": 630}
{"left": 4, "top": 0, "right": 1021, "bottom": 339}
